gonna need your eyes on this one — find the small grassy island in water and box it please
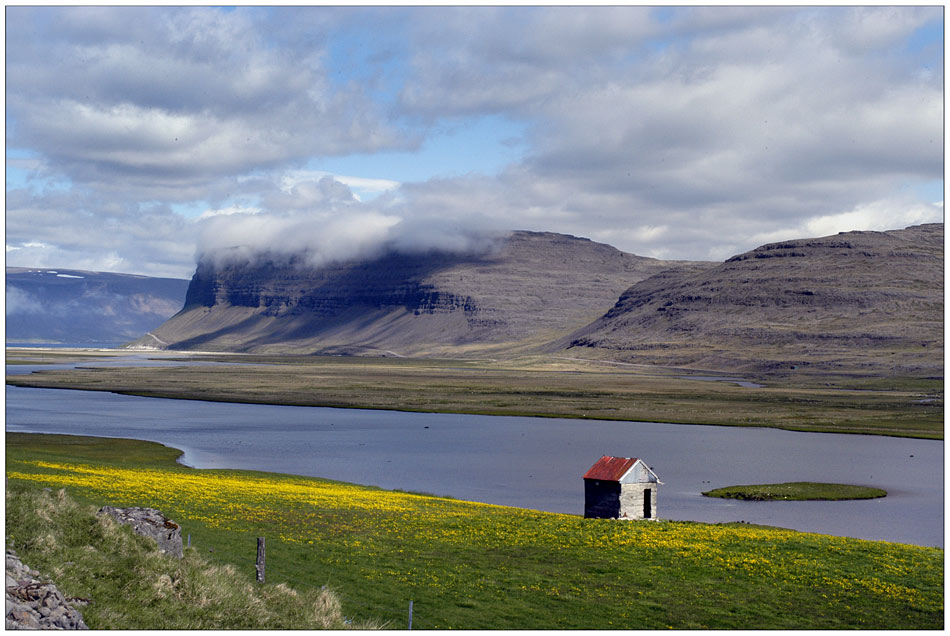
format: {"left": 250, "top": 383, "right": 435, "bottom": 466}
{"left": 702, "top": 482, "right": 887, "bottom": 501}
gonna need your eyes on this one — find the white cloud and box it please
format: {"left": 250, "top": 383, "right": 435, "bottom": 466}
{"left": 334, "top": 176, "right": 402, "bottom": 201}
{"left": 803, "top": 199, "right": 944, "bottom": 239}
{"left": 5, "top": 287, "right": 44, "bottom": 315}
{"left": 833, "top": 6, "right": 932, "bottom": 53}
{"left": 197, "top": 209, "right": 401, "bottom": 268}
{"left": 5, "top": 189, "right": 197, "bottom": 278}
{"left": 198, "top": 206, "right": 263, "bottom": 221}
{"left": 4, "top": 6, "right": 944, "bottom": 277}
{"left": 280, "top": 170, "right": 400, "bottom": 195}
{"left": 394, "top": 6, "right": 942, "bottom": 261}
{"left": 277, "top": 171, "right": 400, "bottom": 203}
{"left": 195, "top": 201, "right": 506, "bottom": 271}
{"left": 6, "top": 6, "right": 412, "bottom": 200}
{"left": 730, "top": 197, "right": 945, "bottom": 260}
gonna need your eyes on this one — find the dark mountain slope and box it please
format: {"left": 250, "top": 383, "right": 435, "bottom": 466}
{"left": 6, "top": 268, "right": 190, "bottom": 346}
{"left": 564, "top": 223, "right": 944, "bottom": 375}
{"left": 134, "top": 231, "right": 699, "bottom": 355}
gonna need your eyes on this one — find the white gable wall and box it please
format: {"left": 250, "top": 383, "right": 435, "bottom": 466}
{"left": 617, "top": 459, "right": 658, "bottom": 485}
{"left": 616, "top": 460, "right": 659, "bottom": 520}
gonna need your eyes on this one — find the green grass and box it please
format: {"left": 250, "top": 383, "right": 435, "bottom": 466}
{"left": 6, "top": 433, "right": 943, "bottom": 630}
{"left": 5, "top": 484, "right": 376, "bottom": 630}
{"left": 4, "top": 359, "right": 55, "bottom": 365}
{"left": 703, "top": 482, "right": 888, "bottom": 501}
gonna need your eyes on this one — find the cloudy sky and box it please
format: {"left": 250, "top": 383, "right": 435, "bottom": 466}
{"left": 5, "top": 5, "right": 944, "bottom": 278}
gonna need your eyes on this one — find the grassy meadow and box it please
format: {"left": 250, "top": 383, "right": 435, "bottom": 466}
{"left": 6, "top": 433, "right": 943, "bottom": 630}
{"left": 5, "top": 349, "right": 943, "bottom": 438}
{"left": 702, "top": 482, "right": 888, "bottom": 501}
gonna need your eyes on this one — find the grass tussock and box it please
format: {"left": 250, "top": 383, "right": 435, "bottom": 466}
{"left": 5, "top": 484, "right": 377, "bottom": 630}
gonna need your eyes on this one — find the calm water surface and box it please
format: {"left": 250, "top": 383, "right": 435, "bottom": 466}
{"left": 5, "top": 370, "right": 942, "bottom": 547}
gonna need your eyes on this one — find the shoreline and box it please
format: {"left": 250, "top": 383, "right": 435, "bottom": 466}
{"left": 7, "top": 375, "right": 943, "bottom": 440}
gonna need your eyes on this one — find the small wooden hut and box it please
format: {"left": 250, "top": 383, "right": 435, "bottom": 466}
{"left": 583, "top": 455, "right": 660, "bottom": 520}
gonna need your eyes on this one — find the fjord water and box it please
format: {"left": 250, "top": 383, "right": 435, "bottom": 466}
{"left": 5, "top": 379, "right": 942, "bottom": 547}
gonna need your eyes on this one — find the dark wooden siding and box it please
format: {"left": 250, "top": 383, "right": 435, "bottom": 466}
{"left": 584, "top": 480, "right": 621, "bottom": 518}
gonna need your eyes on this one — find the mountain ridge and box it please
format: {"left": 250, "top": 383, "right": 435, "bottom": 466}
{"left": 6, "top": 268, "right": 190, "bottom": 347}
{"left": 136, "top": 230, "right": 697, "bottom": 355}
{"left": 127, "top": 223, "right": 943, "bottom": 377}
{"left": 563, "top": 223, "right": 943, "bottom": 374}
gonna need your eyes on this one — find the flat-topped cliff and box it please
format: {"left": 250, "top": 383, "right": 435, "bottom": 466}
{"left": 136, "top": 231, "right": 696, "bottom": 355}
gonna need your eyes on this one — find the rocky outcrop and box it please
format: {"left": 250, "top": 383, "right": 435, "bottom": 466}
{"left": 5, "top": 550, "right": 88, "bottom": 630}
{"left": 97, "top": 507, "right": 183, "bottom": 558}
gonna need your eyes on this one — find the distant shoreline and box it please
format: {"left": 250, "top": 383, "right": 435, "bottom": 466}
{"left": 6, "top": 348, "right": 943, "bottom": 440}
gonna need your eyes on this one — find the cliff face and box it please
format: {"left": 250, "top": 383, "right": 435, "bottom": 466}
{"left": 565, "top": 223, "right": 944, "bottom": 374}
{"left": 141, "top": 231, "right": 696, "bottom": 355}
{"left": 183, "top": 251, "right": 481, "bottom": 319}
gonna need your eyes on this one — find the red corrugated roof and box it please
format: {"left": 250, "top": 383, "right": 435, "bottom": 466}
{"left": 583, "top": 455, "right": 638, "bottom": 481}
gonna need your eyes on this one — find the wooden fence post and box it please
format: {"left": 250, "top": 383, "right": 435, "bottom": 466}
{"left": 408, "top": 600, "right": 413, "bottom": 630}
{"left": 256, "top": 537, "right": 266, "bottom": 583}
